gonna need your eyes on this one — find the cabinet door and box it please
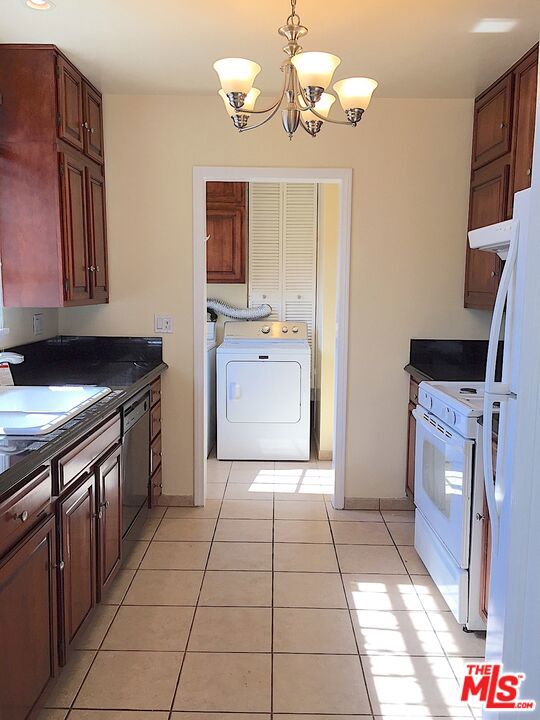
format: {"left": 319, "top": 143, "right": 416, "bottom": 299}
{"left": 206, "top": 181, "right": 246, "bottom": 204}
{"left": 57, "top": 58, "right": 84, "bottom": 152}
{"left": 86, "top": 166, "right": 109, "bottom": 302}
{"left": 207, "top": 203, "right": 246, "bottom": 283}
{"left": 0, "top": 517, "right": 57, "bottom": 720}
{"left": 464, "top": 158, "right": 510, "bottom": 309}
{"left": 511, "top": 48, "right": 538, "bottom": 196}
{"left": 83, "top": 83, "right": 104, "bottom": 164}
{"left": 60, "top": 153, "right": 91, "bottom": 304}
{"left": 59, "top": 474, "right": 96, "bottom": 662}
{"left": 96, "top": 445, "right": 122, "bottom": 599}
{"left": 406, "top": 401, "right": 416, "bottom": 500}
{"left": 472, "top": 74, "right": 513, "bottom": 169}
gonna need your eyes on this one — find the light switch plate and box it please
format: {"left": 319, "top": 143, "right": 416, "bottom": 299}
{"left": 154, "top": 315, "right": 174, "bottom": 334}
{"left": 32, "top": 313, "right": 44, "bottom": 336}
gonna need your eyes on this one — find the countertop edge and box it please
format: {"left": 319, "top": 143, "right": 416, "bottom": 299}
{"left": 0, "top": 362, "right": 168, "bottom": 501}
{"left": 403, "top": 363, "right": 434, "bottom": 383}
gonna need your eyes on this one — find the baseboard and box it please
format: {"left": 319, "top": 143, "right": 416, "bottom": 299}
{"left": 312, "top": 427, "right": 333, "bottom": 462}
{"left": 158, "top": 494, "right": 194, "bottom": 507}
{"left": 344, "top": 496, "right": 415, "bottom": 511}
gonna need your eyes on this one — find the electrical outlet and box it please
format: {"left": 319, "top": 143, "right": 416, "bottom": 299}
{"left": 154, "top": 315, "right": 174, "bottom": 334}
{"left": 32, "top": 313, "right": 44, "bottom": 336}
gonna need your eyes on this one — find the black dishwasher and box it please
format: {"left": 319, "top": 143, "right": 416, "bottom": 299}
{"left": 122, "top": 390, "right": 150, "bottom": 536}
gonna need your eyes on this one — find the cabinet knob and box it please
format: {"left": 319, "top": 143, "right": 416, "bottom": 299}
{"left": 16, "top": 510, "right": 29, "bottom": 523}
{"left": 53, "top": 560, "right": 65, "bottom": 571}
{"left": 100, "top": 500, "right": 110, "bottom": 509}
{"left": 90, "top": 127, "right": 96, "bottom": 134}
{"left": 475, "top": 512, "right": 484, "bottom": 521}
{"left": 527, "top": 168, "right": 532, "bottom": 176}
{"left": 88, "top": 265, "right": 96, "bottom": 272}
{"left": 82, "top": 121, "right": 89, "bottom": 130}
{"left": 491, "top": 271, "right": 499, "bottom": 278}
{"left": 499, "top": 122, "right": 507, "bottom": 129}
{"left": 94, "top": 509, "right": 103, "bottom": 520}
{"left": 95, "top": 266, "right": 101, "bottom": 273}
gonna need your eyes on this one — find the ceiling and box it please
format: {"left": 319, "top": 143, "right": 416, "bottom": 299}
{"left": 2, "top": 0, "right": 540, "bottom": 98}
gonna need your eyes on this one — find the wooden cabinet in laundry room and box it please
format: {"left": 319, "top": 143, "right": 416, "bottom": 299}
{"left": 464, "top": 44, "right": 538, "bottom": 310}
{"left": 206, "top": 182, "right": 248, "bottom": 283}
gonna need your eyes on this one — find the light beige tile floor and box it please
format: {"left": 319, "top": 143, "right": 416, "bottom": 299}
{"left": 43, "top": 457, "right": 484, "bottom": 719}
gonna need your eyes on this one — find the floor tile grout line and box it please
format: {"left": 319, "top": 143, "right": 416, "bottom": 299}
{"left": 380, "top": 512, "right": 478, "bottom": 719}
{"left": 63, "top": 509, "right": 168, "bottom": 714}
{"left": 167, "top": 460, "right": 227, "bottom": 717}
{"left": 324, "top": 498, "right": 375, "bottom": 718}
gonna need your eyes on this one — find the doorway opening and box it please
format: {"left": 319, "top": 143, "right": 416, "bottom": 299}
{"left": 193, "top": 168, "right": 352, "bottom": 508}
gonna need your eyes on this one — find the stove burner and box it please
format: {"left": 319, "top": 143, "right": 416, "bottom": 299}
{"left": 459, "top": 387, "right": 478, "bottom": 395}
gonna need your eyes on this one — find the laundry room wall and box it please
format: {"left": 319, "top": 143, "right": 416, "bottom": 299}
{"left": 207, "top": 283, "right": 248, "bottom": 343}
{"left": 59, "top": 94, "right": 491, "bottom": 503}
{"left": 314, "top": 183, "right": 339, "bottom": 461}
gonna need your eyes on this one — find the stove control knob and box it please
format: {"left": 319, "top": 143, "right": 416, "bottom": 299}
{"left": 261, "top": 326, "right": 271, "bottom": 334}
{"left": 282, "top": 326, "right": 289, "bottom": 333}
{"left": 445, "top": 407, "right": 456, "bottom": 425}
{"left": 292, "top": 326, "right": 299, "bottom": 333}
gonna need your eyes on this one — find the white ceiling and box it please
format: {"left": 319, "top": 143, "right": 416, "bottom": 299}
{"left": 2, "top": 0, "right": 540, "bottom": 98}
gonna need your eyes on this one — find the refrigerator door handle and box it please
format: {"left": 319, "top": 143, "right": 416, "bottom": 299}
{"left": 485, "top": 220, "right": 519, "bottom": 395}
{"left": 482, "top": 219, "right": 519, "bottom": 550}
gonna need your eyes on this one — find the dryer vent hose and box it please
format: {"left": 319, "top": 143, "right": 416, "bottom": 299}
{"left": 207, "top": 298, "right": 272, "bottom": 321}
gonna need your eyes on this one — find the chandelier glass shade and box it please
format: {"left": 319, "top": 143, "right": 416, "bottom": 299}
{"left": 213, "top": 0, "right": 378, "bottom": 139}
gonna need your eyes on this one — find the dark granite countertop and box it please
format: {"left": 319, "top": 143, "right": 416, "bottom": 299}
{"left": 404, "top": 339, "right": 503, "bottom": 383}
{"left": 0, "top": 336, "right": 167, "bottom": 501}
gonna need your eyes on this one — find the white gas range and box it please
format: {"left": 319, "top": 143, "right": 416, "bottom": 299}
{"left": 414, "top": 380, "right": 487, "bottom": 632}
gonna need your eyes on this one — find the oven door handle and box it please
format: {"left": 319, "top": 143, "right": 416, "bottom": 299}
{"left": 413, "top": 408, "right": 473, "bottom": 449}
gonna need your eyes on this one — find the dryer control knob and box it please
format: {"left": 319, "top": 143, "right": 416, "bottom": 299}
{"left": 261, "top": 326, "right": 271, "bottom": 334}
{"left": 292, "top": 327, "right": 299, "bottom": 333}
{"left": 281, "top": 326, "right": 289, "bottom": 333}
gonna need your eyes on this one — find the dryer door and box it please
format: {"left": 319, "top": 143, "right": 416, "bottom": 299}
{"left": 226, "top": 361, "right": 301, "bottom": 423}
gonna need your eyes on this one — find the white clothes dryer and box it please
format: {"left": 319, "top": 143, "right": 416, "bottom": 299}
{"left": 216, "top": 321, "right": 311, "bottom": 461}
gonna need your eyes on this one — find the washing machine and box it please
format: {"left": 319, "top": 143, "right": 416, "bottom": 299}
{"left": 217, "top": 320, "right": 311, "bottom": 461}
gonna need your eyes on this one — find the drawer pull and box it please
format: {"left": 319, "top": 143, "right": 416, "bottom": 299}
{"left": 16, "top": 510, "right": 29, "bottom": 523}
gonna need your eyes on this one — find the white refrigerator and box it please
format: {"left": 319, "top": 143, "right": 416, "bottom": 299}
{"left": 468, "top": 111, "right": 540, "bottom": 714}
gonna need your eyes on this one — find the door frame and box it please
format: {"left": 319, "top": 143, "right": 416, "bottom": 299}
{"left": 193, "top": 166, "right": 353, "bottom": 508}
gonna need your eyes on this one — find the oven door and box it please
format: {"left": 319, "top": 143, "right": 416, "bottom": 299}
{"left": 413, "top": 407, "right": 474, "bottom": 569}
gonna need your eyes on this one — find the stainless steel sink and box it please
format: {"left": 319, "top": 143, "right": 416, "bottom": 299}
{"left": 0, "top": 386, "right": 112, "bottom": 435}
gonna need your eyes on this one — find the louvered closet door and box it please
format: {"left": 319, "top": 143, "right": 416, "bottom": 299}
{"left": 248, "top": 183, "right": 282, "bottom": 320}
{"left": 282, "top": 184, "right": 318, "bottom": 349}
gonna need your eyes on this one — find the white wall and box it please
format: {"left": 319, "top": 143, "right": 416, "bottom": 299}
{"left": 3, "top": 309, "right": 59, "bottom": 348}
{"left": 59, "top": 94, "right": 491, "bottom": 501}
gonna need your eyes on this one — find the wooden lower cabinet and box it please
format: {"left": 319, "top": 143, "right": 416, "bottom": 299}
{"left": 96, "top": 444, "right": 122, "bottom": 599}
{"left": 0, "top": 516, "right": 57, "bottom": 720}
{"left": 405, "top": 378, "right": 419, "bottom": 500}
{"left": 406, "top": 401, "right": 417, "bottom": 499}
{"left": 58, "top": 474, "right": 97, "bottom": 664}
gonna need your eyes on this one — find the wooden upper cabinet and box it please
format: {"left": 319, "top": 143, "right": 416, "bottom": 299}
{"left": 0, "top": 44, "right": 109, "bottom": 308}
{"left": 207, "top": 181, "right": 246, "bottom": 204}
{"left": 464, "top": 43, "right": 537, "bottom": 310}
{"left": 206, "top": 182, "right": 247, "bottom": 284}
{"left": 207, "top": 204, "right": 246, "bottom": 283}
{"left": 0, "top": 517, "right": 57, "bottom": 720}
{"left": 465, "top": 158, "right": 509, "bottom": 309}
{"left": 57, "top": 57, "right": 85, "bottom": 152}
{"left": 511, "top": 47, "right": 538, "bottom": 196}
{"left": 86, "top": 166, "right": 109, "bottom": 302}
{"left": 83, "top": 83, "right": 105, "bottom": 164}
{"left": 60, "top": 152, "right": 91, "bottom": 304}
{"left": 472, "top": 74, "right": 514, "bottom": 170}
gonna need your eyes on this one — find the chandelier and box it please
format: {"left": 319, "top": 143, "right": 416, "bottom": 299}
{"left": 213, "top": 0, "right": 378, "bottom": 139}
